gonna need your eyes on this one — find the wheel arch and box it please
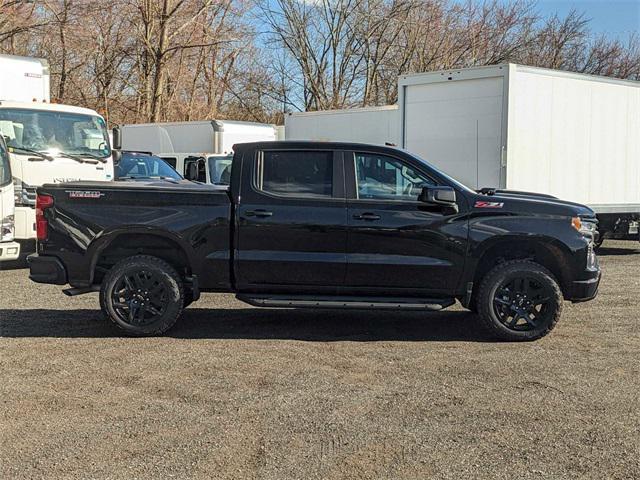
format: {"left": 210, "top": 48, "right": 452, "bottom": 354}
{"left": 471, "top": 236, "right": 574, "bottom": 300}
{"left": 88, "top": 228, "right": 196, "bottom": 285}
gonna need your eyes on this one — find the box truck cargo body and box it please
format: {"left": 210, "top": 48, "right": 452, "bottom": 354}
{"left": 285, "top": 105, "right": 398, "bottom": 145}
{"left": 398, "top": 64, "right": 640, "bottom": 241}
{"left": 0, "top": 54, "right": 50, "bottom": 103}
{"left": 120, "top": 120, "right": 278, "bottom": 183}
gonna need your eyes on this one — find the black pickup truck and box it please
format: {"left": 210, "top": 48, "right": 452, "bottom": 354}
{"left": 28, "top": 141, "right": 601, "bottom": 341}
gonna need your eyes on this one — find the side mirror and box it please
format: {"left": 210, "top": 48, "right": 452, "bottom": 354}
{"left": 112, "top": 127, "right": 122, "bottom": 150}
{"left": 112, "top": 149, "right": 122, "bottom": 165}
{"left": 419, "top": 186, "right": 458, "bottom": 213}
{"left": 185, "top": 162, "right": 199, "bottom": 181}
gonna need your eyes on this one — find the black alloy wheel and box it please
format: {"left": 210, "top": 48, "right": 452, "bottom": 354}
{"left": 492, "top": 276, "right": 553, "bottom": 331}
{"left": 100, "top": 255, "right": 184, "bottom": 336}
{"left": 111, "top": 269, "right": 169, "bottom": 326}
{"left": 476, "top": 260, "right": 563, "bottom": 341}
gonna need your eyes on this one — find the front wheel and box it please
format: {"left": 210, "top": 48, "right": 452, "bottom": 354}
{"left": 476, "top": 260, "right": 563, "bottom": 341}
{"left": 99, "top": 255, "right": 184, "bottom": 336}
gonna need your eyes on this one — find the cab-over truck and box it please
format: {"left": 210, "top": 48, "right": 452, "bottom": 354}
{"left": 28, "top": 142, "right": 600, "bottom": 341}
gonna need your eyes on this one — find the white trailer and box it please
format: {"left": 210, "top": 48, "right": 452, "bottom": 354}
{"left": 120, "top": 120, "right": 278, "bottom": 183}
{"left": 398, "top": 64, "right": 640, "bottom": 241}
{"left": 285, "top": 105, "right": 398, "bottom": 145}
{"left": 0, "top": 54, "right": 115, "bottom": 245}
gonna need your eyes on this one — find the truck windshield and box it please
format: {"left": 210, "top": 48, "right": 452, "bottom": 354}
{"left": 0, "top": 138, "right": 11, "bottom": 186}
{"left": 208, "top": 154, "right": 233, "bottom": 184}
{"left": 116, "top": 152, "right": 182, "bottom": 180}
{"left": 0, "top": 108, "right": 111, "bottom": 159}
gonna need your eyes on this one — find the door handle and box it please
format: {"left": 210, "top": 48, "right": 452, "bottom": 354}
{"left": 353, "top": 212, "right": 381, "bottom": 221}
{"left": 245, "top": 209, "right": 273, "bottom": 218}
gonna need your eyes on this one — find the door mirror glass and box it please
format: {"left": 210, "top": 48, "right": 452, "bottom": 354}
{"left": 112, "top": 127, "right": 121, "bottom": 150}
{"left": 185, "top": 161, "right": 199, "bottom": 181}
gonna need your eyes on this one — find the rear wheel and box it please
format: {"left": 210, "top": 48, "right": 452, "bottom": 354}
{"left": 99, "top": 255, "right": 184, "bottom": 336}
{"left": 477, "top": 260, "right": 563, "bottom": 341}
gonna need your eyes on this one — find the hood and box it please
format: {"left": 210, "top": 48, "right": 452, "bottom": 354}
{"left": 473, "top": 189, "right": 596, "bottom": 220}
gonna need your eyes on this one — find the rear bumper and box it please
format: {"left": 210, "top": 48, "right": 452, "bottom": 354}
{"left": 27, "top": 254, "right": 67, "bottom": 285}
{"left": 568, "top": 270, "right": 601, "bottom": 303}
{"left": 0, "top": 241, "right": 20, "bottom": 261}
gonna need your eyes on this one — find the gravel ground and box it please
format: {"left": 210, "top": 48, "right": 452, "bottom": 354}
{"left": 1, "top": 241, "right": 639, "bottom": 479}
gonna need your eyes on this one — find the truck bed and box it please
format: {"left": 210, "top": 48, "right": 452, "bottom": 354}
{"left": 36, "top": 180, "right": 233, "bottom": 290}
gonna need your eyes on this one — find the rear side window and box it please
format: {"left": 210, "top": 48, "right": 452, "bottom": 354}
{"left": 256, "top": 150, "right": 333, "bottom": 197}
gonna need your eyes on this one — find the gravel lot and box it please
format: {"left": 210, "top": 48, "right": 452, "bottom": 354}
{"left": 1, "top": 241, "right": 639, "bottom": 479}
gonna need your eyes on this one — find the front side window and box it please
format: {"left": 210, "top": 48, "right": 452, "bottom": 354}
{"left": 355, "top": 152, "right": 435, "bottom": 201}
{"left": 0, "top": 108, "right": 111, "bottom": 158}
{"left": 0, "top": 137, "right": 11, "bottom": 186}
{"left": 256, "top": 150, "right": 333, "bottom": 197}
{"left": 161, "top": 157, "right": 177, "bottom": 169}
{"left": 208, "top": 154, "right": 234, "bottom": 184}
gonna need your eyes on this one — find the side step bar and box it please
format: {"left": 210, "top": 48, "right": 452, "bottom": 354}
{"left": 236, "top": 294, "right": 455, "bottom": 311}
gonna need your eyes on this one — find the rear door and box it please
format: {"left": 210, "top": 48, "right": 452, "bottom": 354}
{"left": 344, "top": 150, "right": 468, "bottom": 295}
{"left": 235, "top": 148, "right": 347, "bottom": 290}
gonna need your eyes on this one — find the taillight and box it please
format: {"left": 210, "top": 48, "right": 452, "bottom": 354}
{"left": 36, "top": 194, "right": 54, "bottom": 241}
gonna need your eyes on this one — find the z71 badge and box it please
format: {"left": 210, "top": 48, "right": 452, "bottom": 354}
{"left": 67, "top": 190, "right": 105, "bottom": 199}
{"left": 474, "top": 201, "right": 504, "bottom": 209}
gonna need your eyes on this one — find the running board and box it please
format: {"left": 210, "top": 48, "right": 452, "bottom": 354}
{"left": 236, "top": 294, "right": 455, "bottom": 311}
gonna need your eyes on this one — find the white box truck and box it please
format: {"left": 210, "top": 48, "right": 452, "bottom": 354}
{"left": 0, "top": 54, "right": 115, "bottom": 247}
{"left": 0, "top": 135, "right": 19, "bottom": 262}
{"left": 285, "top": 105, "right": 398, "bottom": 145}
{"left": 398, "top": 64, "right": 640, "bottom": 243}
{"left": 120, "top": 120, "right": 278, "bottom": 184}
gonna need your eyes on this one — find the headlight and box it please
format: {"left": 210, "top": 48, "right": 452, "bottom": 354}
{"left": 571, "top": 217, "right": 597, "bottom": 239}
{"left": 1, "top": 214, "right": 14, "bottom": 242}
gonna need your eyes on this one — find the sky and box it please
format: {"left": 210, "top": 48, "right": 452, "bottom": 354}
{"left": 534, "top": 0, "right": 639, "bottom": 38}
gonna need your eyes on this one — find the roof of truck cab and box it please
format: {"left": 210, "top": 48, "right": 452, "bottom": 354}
{"left": 0, "top": 100, "right": 101, "bottom": 116}
{"left": 233, "top": 140, "right": 402, "bottom": 152}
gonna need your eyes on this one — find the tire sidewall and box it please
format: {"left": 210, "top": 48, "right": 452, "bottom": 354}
{"left": 101, "top": 257, "right": 183, "bottom": 336}
{"left": 479, "top": 262, "right": 563, "bottom": 341}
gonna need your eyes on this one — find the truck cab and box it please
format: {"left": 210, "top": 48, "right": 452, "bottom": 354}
{"left": 0, "top": 135, "right": 19, "bottom": 261}
{"left": 0, "top": 101, "right": 114, "bottom": 243}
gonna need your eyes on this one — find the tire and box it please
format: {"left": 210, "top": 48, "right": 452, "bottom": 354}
{"left": 99, "top": 255, "right": 184, "bottom": 336}
{"left": 476, "top": 260, "right": 563, "bottom": 341}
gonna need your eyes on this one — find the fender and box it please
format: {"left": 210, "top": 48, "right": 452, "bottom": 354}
{"left": 458, "top": 214, "right": 584, "bottom": 295}
{"left": 86, "top": 226, "right": 198, "bottom": 285}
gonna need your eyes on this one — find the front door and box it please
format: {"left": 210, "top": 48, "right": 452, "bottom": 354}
{"left": 236, "top": 148, "right": 347, "bottom": 290}
{"left": 345, "top": 151, "right": 468, "bottom": 295}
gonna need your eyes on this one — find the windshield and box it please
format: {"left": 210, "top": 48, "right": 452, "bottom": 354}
{"left": 0, "top": 137, "right": 10, "bottom": 186}
{"left": 116, "top": 153, "right": 182, "bottom": 180}
{"left": 0, "top": 108, "right": 111, "bottom": 159}
{"left": 208, "top": 154, "right": 233, "bottom": 184}
{"left": 404, "top": 149, "right": 476, "bottom": 193}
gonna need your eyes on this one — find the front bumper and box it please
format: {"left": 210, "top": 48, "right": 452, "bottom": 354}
{"left": 568, "top": 269, "right": 601, "bottom": 303}
{"left": 27, "top": 254, "right": 68, "bottom": 285}
{"left": 0, "top": 241, "right": 20, "bottom": 262}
